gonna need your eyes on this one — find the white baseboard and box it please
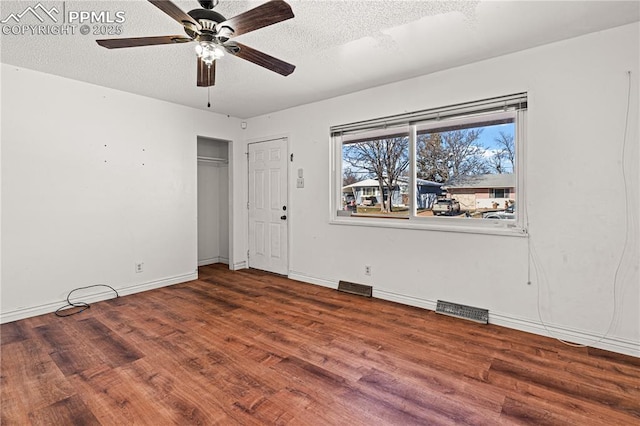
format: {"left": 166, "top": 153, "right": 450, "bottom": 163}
{"left": 488, "top": 310, "right": 640, "bottom": 358}
{"left": 288, "top": 271, "right": 336, "bottom": 289}
{"left": 288, "top": 273, "right": 639, "bottom": 358}
{"left": 373, "top": 288, "right": 437, "bottom": 311}
{"left": 198, "top": 257, "right": 229, "bottom": 266}
{"left": 198, "top": 257, "right": 218, "bottom": 266}
{"left": 0, "top": 272, "right": 198, "bottom": 324}
{"left": 231, "top": 260, "right": 247, "bottom": 271}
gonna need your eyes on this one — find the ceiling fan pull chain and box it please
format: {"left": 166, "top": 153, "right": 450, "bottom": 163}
{"left": 207, "top": 86, "right": 211, "bottom": 108}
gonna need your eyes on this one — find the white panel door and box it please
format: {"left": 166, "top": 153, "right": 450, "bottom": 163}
{"left": 248, "top": 139, "right": 288, "bottom": 275}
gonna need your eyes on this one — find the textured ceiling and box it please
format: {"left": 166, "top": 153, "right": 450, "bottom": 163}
{"left": 1, "top": 0, "right": 639, "bottom": 118}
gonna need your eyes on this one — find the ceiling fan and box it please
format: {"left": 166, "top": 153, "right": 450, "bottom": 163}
{"left": 96, "top": 0, "right": 295, "bottom": 87}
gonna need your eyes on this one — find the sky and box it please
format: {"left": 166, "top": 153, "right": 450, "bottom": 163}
{"left": 477, "top": 122, "right": 515, "bottom": 173}
{"left": 478, "top": 122, "right": 515, "bottom": 151}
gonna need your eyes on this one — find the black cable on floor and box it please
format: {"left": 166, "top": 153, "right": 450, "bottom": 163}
{"left": 55, "top": 285, "right": 119, "bottom": 317}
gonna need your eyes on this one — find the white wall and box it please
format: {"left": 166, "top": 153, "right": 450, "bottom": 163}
{"left": 198, "top": 162, "right": 221, "bottom": 264}
{"left": 239, "top": 23, "right": 640, "bottom": 356}
{"left": 218, "top": 164, "right": 229, "bottom": 262}
{"left": 1, "top": 64, "right": 241, "bottom": 321}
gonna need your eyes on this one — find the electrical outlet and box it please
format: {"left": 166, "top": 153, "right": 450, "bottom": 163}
{"left": 135, "top": 262, "right": 144, "bottom": 273}
{"left": 364, "top": 265, "right": 371, "bottom": 276}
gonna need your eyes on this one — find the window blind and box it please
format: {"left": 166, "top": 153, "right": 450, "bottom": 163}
{"left": 331, "top": 93, "right": 528, "bottom": 137}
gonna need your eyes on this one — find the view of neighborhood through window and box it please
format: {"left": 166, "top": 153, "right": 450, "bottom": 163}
{"left": 339, "top": 111, "right": 518, "bottom": 222}
{"left": 343, "top": 131, "right": 410, "bottom": 217}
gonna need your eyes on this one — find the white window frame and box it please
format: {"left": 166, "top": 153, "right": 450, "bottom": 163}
{"left": 330, "top": 94, "right": 528, "bottom": 237}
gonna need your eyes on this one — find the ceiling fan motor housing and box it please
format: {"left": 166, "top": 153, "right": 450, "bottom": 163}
{"left": 186, "top": 9, "right": 228, "bottom": 40}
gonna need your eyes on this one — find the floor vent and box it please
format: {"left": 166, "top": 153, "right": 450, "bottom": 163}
{"left": 436, "top": 300, "right": 488, "bottom": 324}
{"left": 338, "top": 281, "right": 372, "bottom": 297}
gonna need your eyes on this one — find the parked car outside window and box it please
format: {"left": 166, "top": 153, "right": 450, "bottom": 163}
{"left": 483, "top": 203, "right": 515, "bottom": 220}
{"left": 361, "top": 195, "right": 378, "bottom": 206}
{"left": 432, "top": 199, "right": 461, "bottom": 216}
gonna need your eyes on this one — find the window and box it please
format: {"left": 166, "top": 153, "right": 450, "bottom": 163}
{"left": 342, "top": 128, "right": 410, "bottom": 217}
{"left": 331, "top": 94, "right": 527, "bottom": 235}
{"left": 489, "top": 189, "right": 509, "bottom": 199}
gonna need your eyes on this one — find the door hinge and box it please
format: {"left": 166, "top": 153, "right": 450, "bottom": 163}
{"left": 290, "top": 153, "right": 293, "bottom": 162}
{"left": 247, "top": 202, "right": 250, "bottom": 210}
{"left": 247, "top": 250, "right": 250, "bottom": 258}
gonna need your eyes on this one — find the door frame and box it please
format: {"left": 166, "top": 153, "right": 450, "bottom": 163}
{"left": 196, "top": 136, "right": 233, "bottom": 270}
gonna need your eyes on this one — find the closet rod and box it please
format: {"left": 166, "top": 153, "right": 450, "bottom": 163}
{"left": 197, "top": 156, "right": 228, "bottom": 164}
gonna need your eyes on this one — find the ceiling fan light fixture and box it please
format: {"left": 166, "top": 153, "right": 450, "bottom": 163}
{"left": 195, "top": 41, "right": 224, "bottom": 66}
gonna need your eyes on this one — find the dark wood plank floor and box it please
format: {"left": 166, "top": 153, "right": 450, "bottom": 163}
{"left": 2, "top": 264, "right": 639, "bottom": 425}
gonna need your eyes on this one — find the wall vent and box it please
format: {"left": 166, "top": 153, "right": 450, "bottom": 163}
{"left": 338, "top": 281, "right": 372, "bottom": 297}
{"left": 436, "top": 300, "right": 488, "bottom": 324}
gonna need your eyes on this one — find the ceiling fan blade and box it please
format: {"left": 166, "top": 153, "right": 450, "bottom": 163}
{"left": 227, "top": 42, "right": 295, "bottom": 76}
{"left": 148, "top": 0, "right": 201, "bottom": 32}
{"left": 217, "top": 0, "right": 294, "bottom": 37}
{"left": 96, "top": 35, "right": 192, "bottom": 49}
{"left": 197, "top": 57, "right": 216, "bottom": 87}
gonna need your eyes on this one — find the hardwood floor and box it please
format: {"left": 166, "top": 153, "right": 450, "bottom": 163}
{"left": 2, "top": 263, "right": 639, "bottom": 425}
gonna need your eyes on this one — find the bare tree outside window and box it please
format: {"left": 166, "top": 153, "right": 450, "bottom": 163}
{"left": 417, "top": 128, "right": 489, "bottom": 183}
{"left": 416, "top": 133, "right": 449, "bottom": 182}
{"left": 342, "top": 167, "right": 361, "bottom": 186}
{"left": 443, "top": 129, "right": 489, "bottom": 179}
{"left": 488, "top": 131, "right": 515, "bottom": 174}
{"left": 343, "top": 136, "right": 409, "bottom": 213}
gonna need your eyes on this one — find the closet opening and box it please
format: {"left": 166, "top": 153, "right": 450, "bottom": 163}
{"left": 197, "top": 136, "right": 230, "bottom": 267}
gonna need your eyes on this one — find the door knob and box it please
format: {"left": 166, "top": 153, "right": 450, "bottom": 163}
{"left": 280, "top": 215, "right": 287, "bottom": 220}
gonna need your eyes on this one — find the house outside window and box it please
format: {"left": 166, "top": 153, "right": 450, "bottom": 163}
{"left": 446, "top": 176, "right": 515, "bottom": 210}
